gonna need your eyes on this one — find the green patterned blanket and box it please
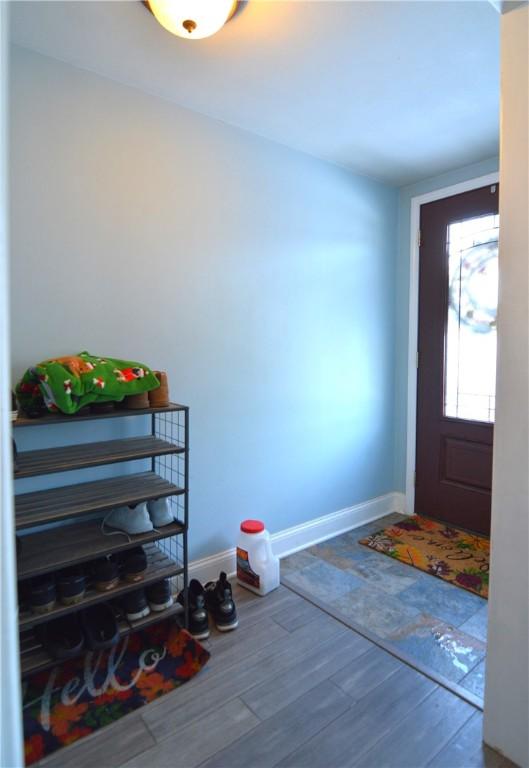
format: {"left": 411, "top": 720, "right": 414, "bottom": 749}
{"left": 16, "top": 351, "right": 159, "bottom": 415}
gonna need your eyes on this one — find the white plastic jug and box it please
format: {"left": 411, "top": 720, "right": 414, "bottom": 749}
{"left": 236, "top": 519, "right": 280, "bottom": 596}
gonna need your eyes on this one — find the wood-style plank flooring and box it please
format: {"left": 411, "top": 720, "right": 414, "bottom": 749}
{"left": 36, "top": 584, "right": 512, "bottom": 768}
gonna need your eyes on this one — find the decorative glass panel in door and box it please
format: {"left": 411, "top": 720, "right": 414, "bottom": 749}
{"left": 445, "top": 213, "right": 499, "bottom": 423}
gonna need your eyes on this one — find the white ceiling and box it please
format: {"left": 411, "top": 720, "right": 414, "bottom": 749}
{"left": 9, "top": 0, "right": 500, "bottom": 186}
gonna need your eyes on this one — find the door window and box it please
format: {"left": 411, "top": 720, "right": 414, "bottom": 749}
{"left": 444, "top": 212, "right": 499, "bottom": 423}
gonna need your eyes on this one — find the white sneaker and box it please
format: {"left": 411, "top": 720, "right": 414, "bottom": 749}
{"left": 148, "top": 498, "right": 174, "bottom": 527}
{"left": 103, "top": 503, "right": 153, "bottom": 535}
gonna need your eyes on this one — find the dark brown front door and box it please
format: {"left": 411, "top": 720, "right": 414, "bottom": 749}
{"left": 416, "top": 184, "right": 499, "bottom": 536}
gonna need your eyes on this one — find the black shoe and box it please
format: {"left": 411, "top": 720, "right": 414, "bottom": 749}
{"left": 178, "top": 579, "right": 209, "bottom": 640}
{"left": 57, "top": 567, "right": 86, "bottom": 606}
{"left": 11, "top": 392, "right": 18, "bottom": 421}
{"left": 36, "top": 615, "right": 84, "bottom": 660}
{"left": 205, "top": 572, "right": 238, "bottom": 632}
{"left": 22, "top": 403, "right": 46, "bottom": 418}
{"left": 121, "top": 546, "right": 148, "bottom": 583}
{"left": 146, "top": 578, "right": 174, "bottom": 612}
{"left": 17, "top": 579, "right": 31, "bottom": 613}
{"left": 30, "top": 576, "right": 56, "bottom": 615}
{"left": 123, "top": 588, "right": 150, "bottom": 621}
{"left": 81, "top": 604, "right": 120, "bottom": 650}
{"left": 12, "top": 439, "right": 18, "bottom": 473}
{"left": 92, "top": 556, "right": 120, "bottom": 592}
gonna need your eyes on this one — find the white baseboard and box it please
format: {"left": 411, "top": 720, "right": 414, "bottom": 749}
{"left": 188, "top": 491, "right": 406, "bottom": 585}
{"left": 187, "top": 548, "right": 237, "bottom": 587}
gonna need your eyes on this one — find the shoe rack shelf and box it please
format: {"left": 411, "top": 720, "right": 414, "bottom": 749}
{"left": 19, "top": 544, "right": 183, "bottom": 631}
{"left": 13, "top": 402, "right": 189, "bottom": 677}
{"left": 20, "top": 602, "right": 185, "bottom": 677}
{"left": 15, "top": 471, "right": 184, "bottom": 529}
{"left": 17, "top": 519, "right": 185, "bottom": 580}
{"left": 15, "top": 436, "right": 185, "bottom": 478}
{"left": 13, "top": 401, "right": 185, "bottom": 427}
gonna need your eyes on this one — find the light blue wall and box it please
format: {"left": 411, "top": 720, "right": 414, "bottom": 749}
{"left": 10, "top": 47, "right": 399, "bottom": 560}
{"left": 393, "top": 156, "right": 500, "bottom": 493}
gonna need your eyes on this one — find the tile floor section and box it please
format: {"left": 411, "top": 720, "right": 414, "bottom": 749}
{"left": 281, "top": 513, "right": 488, "bottom": 701}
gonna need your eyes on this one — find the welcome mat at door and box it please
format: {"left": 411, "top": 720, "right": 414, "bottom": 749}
{"left": 23, "top": 620, "right": 210, "bottom": 766}
{"left": 360, "top": 515, "right": 489, "bottom": 597}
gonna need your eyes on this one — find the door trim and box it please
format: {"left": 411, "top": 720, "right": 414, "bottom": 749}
{"left": 0, "top": 3, "right": 24, "bottom": 765}
{"left": 405, "top": 172, "right": 500, "bottom": 516}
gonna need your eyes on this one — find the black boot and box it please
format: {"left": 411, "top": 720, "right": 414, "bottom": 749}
{"left": 178, "top": 579, "right": 210, "bottom": 640}
{"left": 205, "top": 572, "right": 238, "bottom": 632}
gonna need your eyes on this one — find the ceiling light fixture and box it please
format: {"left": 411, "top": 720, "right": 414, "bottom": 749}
{"left": 146, "top": 0, "right": 238, "bottom": 40}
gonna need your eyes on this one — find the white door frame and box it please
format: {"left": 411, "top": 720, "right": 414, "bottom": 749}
{"left": 0, "top": 3, "right": 24, "bottom": 765}
{"left": 405, "top": 171, "right": 500, "bottom": 515}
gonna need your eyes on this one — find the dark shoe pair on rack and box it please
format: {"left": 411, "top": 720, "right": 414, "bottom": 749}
{"left": 36, "top": 603, "right": 119, "bottom": 661}
{"left": 122, "top": 578, "right": 173, "bottom": 621}
{"left": 178, "top": 572, "right": 238, "bottom": 640}
{"left": 34, "top": 576, "right": 173, "bottom": 661}
{"left": 29, "top": 568, "right": 86, "bottom": 614}
{"left": 93, "top": 546, "right": 148, "bottom": 591}
{"left": 27, "top": 547, "right": 148, "bottom": 615}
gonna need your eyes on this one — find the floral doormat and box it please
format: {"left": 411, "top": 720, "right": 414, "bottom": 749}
{"left": 23, "top": 621, "right": 210, "bottom": 766}
{"left": 360, "top": 515, "right": 489, "bottom": 597}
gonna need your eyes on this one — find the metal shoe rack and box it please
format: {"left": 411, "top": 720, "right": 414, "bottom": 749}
{"left": 13, "top": 403, "right": 189, "bottom": 677}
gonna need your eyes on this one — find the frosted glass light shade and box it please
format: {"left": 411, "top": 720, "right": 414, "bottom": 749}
{"left": 149, "top": 0, "right": 236, "bottom": 40}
